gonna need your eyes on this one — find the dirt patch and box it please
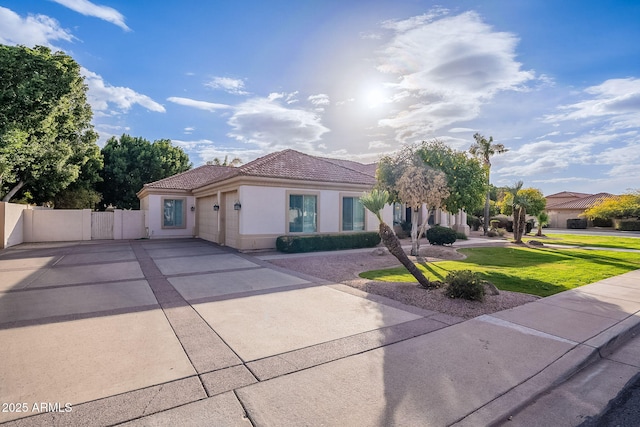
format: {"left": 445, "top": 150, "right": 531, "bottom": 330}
{"left": 267, "top": 245, "right": 539, "bottom": 319}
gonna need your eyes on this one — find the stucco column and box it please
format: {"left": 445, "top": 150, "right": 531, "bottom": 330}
{"left": 452, "top": 210, "right": 470, "bottom": 236}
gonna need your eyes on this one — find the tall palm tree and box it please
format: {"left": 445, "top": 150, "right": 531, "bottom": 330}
{"left": 360, "top": 189, "right": 435, "bottom": 289}
{"left": 469, "top": 133, "right": 508, "bottom": 235}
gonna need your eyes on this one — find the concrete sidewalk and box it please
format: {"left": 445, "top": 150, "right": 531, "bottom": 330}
{"left": 1, "top": 239, "right": 639, "bottom": 426}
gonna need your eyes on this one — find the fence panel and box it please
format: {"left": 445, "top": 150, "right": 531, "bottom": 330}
{"left": 91, "top": 212, "right": 114, "bottom": 240}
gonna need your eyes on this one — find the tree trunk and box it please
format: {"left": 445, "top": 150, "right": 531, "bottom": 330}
{"left": 416, "top": 209, "right": 430, "bottom": 255}
{"left": 483, "top": 190, "right": 490, "bottom": 235}
{"left": 2, "top": 180, "right": 25, "bottom": 202}
{"left": 410, "top": 209, "right": 419, "bottom": 256}
{"left": 379, "top": 222, "right": 435, "bottom": 289}
{"left": 514, "top": 207, "right": 526, "bottom": 243}
{"left": 536, "top": 223, "right": 543, "bottom": 237}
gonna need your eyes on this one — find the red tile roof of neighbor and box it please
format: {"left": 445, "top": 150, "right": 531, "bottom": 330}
{"left": 547, "top": 193, "right": 615, "bottom": 210}
{"left": 143, "top": 149, "right": 377, "bottom": 190}
{"left": 546, "top": 191, "right": 593, "bottom": 199}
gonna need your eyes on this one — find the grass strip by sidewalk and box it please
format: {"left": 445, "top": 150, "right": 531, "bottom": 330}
{"left": 359, "top": 246, "right": 640, "bottom": 297}
{"left": 522, "top": 233, "right": 640, "bottom": 250}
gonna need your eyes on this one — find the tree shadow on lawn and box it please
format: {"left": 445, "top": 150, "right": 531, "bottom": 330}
{"left": 538, "top": 247, "right": 640, "bottom": 271}
{"left": 420, "top": 262, "right": 569, "bottom": 297}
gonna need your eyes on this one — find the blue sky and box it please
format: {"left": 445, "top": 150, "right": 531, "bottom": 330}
{"left": 1, "top": 0, "right": 639, "bottom": 196}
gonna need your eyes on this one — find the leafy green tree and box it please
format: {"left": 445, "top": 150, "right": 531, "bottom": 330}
{"left": 360, "top": 189, "right": 434, "bottom": 289}
{"left": 53, "top": 142, "right": 103, "bottom": 208}
{"left": 0, "top": 45, "right": 99, "bottom": 203}
{"left": 100, "top": 134, "right": 191, "bottom": 209}
{"left": 469, "top": 133, "right": 508, "bottom": 235}
{"left": 416, "top": 139, "right": 486, "bottom": 216}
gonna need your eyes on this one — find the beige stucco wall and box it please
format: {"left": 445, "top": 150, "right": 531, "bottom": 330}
{"left": 1, "top": 202, "right": 28, "bottom": 249}
{"left": 23, "top": 209, "right": 91, "bottom": 242}
{"left": 547, "top": 209, "right": 585, "bottom": 228}
{"left": 117, "top": 210, "right": 147, "bottom": 239}
{"left": 145, "top": 194, "right": 196, "bottom": 239}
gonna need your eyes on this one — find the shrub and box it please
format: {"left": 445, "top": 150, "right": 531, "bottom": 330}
{"left": 490, "top": 216, "right": 509, "bottom": 229}
{"left": 489, "top": 220, "right": 500, "bottom": 230}
{"left": 467, "top": 215, "right": 481, "bottom": 231}
{"left": 567, "top": 218, "right": 588, "bottom": 229}
{"left": 456, "top": 232, "right": 468, "bottom": 240}
{"left": 617, "top": 220, "right": 640, "bottom": 231}
{"left": 426, "top": 225, "right": 457, "bottom": 245}
{"left": 592, "top": 217, "right": 613, "bottom": 227}
{"left": 276, "top": 232, "right": 381, "bottom": 253}
{"left": 443, "top": 270, "right": 486, "bottom": 301}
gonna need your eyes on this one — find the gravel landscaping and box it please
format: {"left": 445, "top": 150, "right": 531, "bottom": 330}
{"left": 266, "top": 243, "right": 539, "bottom": 319}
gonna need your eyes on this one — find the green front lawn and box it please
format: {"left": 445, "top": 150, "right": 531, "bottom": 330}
{"left": 522, "top": 233, "right": 640, "bottom": 250}
{"left": 359, "top": 246, "right": 640, "bottom": 297}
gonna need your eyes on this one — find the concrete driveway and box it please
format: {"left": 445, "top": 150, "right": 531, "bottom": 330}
{"left": 0, "top": 239, "right": 449, "bottom": 425}
{"left": 4, "top": 239, "right": 640, "bottom": 426}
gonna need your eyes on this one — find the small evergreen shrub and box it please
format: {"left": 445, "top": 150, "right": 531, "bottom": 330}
{"left": 426, "top": 225, "right": 457, "bottom": 245}
{"left": 455, "top": 231, "right": 468, "bottom": 240}
{"left": 592, "top": 217, "right": 613, "bottom": 227}
{"left": 617, "top": 220, "right": 640, "bottom": 231}
{"left": 444, "top": 270, "right": 486, "bottom": 301}
{"left": 489, "top": 220, "right": 500, "bottom": 230}
{"left": 276, "top": 232, "right": 381, "bottom": 253}
{"left": 567, "top": 218, "right": 588, "bottom": 229}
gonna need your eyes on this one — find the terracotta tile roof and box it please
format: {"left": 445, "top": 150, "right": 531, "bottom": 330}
{"left": 143, "top": 164, "right": 238, "bottom": 190}
{"left": 143, "top": 149, "right": 376, "bottom": 191}
{"left": 318, "top": 156, "right": 378, "bottom": 177}
{"left": 236, "top": 149, "right": 376, "bottom": 185}
{"left": 547, "top": 193, "right": 615, "bottom": 210}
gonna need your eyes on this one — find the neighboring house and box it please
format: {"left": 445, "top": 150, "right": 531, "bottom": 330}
{"left": 545, "top": 191, "right": 614, "bottom": 228}
{"left": 137, "top": 149, "right": 468, "bottom": 251}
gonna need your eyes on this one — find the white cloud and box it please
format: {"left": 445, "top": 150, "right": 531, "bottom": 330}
{"left": 0, "top": 6, "right": 74, "bottom": 47}
{"left": 368, "top": 140, "right": 391, "bottom": 149}
{"left": 227, "top": 95, "right": 330, "bottom": 150}
{"left": 205, "top": 76, "right": 248, "bottom": 95}
{"left": 52, "top": 0, "right": 130, "bottom": 31}
{"left": 184, "top": 127, "right": 195, "bottom": 134}
{"left": 167, "top": 97, "right": 231, "bottom": 112}
{"left": 82, "top": 68, "right": 165, "bottom": 113}
{"left": 545, "top": 78, "right": 640, "bottom": 130}
{"left": 377, "top": 11, "right": 535, "bottom": 142}
{"left": 448, "top": 127, "right": 475, "bottom": 133}
{"left": 308, "top": 94, "right": 330, "bottom": 106}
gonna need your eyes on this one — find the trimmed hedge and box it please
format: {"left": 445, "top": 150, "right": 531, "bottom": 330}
{"left": 567, "top": 218, "right": 588, "bottom": 229}
{"left": 617, "top": 220, "right": 640, "bottom": 231}
{"left": 592, "top": 217, "right": 613, "bottom": 227}
{"left": 426, "top": 225, "right": 457, "bottom": 245}
{"left": 276, "top": 232, "right": 381, "bottom": 253}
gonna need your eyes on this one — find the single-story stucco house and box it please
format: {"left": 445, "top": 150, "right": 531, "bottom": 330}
{"left": 137, "top": 149, "right": 468, "bottom": 251}
{"left": 545, "top": 191, "right": 614, "bottom": 228}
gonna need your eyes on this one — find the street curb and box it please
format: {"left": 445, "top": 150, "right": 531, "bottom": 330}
{"left": 454, "top": 312, "right": 640, "bottom": 426}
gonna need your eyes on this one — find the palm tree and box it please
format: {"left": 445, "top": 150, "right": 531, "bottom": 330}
{"left": 469, "top": 133, "right": 508, "bottom": 235}
{"left": 360, "top": 189, "right": 435, "bottom": 289}
{"left": 505, "top": 181, "right": 527, "bottom": 243}
{"left": 536, "top": 211, "right": 549, "bottom": 237}
{"left": 207, "top": 155, "right": 242, "bottom": 167}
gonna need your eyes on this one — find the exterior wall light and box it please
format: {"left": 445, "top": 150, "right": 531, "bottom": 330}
{"left": 190, "top": 206, "right": 195, "bottom": 212}
{"left": 234, "top": 202, "right": 241, "bottom": 210}
{"left": 213, "top": 204, "right": 220, "bottom": 211}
